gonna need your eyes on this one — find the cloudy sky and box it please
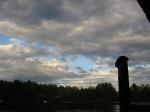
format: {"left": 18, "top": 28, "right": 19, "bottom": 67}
{"left": 0, "top": 0, "right": 150, "bottom": 88}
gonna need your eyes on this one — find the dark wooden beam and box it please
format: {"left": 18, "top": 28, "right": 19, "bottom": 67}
{"left": 137, "top": 0, "right": 150, "bottom": 22}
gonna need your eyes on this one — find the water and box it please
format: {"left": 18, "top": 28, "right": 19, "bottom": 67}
{"left": 113, "top": 104, "right": 120, "bottom": 112}
{"left": 0, "top": 110, "right": 119, "bottom": 112}
{"left": 0, "top": 105, "right": 120, "bottom": 112}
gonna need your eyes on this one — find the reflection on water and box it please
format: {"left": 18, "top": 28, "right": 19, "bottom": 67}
{"left": 113, "top": 104, "right": 120, "bottom": 112}
{"left": 56, "top": 110, "right": 114, "bottom": 112}
{"left": 0, "top": 105, "right": 120, "bottom": 112}
{"left": 56, "top": 105, "right": 119, "bottom": 112}
{"left": 0, "top": 110, "right": 119, "bottom": 112}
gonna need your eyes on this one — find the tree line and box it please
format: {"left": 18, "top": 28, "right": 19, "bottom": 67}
{"left": 0, "top": 80, "right": 150, "bottom": 110}
{"left": 0, "top": 80, "right": 117, "bottom": 110}
{"left": 130, "top": 83, "right": 150, "bottom": 102}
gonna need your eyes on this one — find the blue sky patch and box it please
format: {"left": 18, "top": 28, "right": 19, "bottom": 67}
{"left": 68, "top": 55, "right": 95, "bottom": 72}
{"left": 0, "top": 33, "right": 11, "bottom": 45}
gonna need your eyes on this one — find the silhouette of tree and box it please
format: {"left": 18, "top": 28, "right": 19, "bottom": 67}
{"left": 1, "top": 80, "right": 150, "bottom": 111}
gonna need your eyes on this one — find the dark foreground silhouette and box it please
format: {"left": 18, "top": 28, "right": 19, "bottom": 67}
{"left": 0, "top": 80, "right": 117, "bottom": 111}
{"left": 137, "top": 0, "right": 150, "bottom": 22}
{"left": 0, "top": 80, "right": 150, "bottom": 111}
{"left": 115, "top": 56, "right": 130, "bottom": 112}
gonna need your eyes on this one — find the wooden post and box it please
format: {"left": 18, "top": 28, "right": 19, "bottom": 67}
{"left": 115, "top": 56, "right": 130, "bottom": 112}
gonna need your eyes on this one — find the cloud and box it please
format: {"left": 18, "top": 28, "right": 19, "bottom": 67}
{"left": 0, "top": 39, "right": 70, "bottom": 82}
{"left": 0, "top": 0, "right": 150, "bottom": 87}
{"left": 0, "top": 0, "right": 149, "bottom": 56}
{"left": 0, "top": 57, "right": 71, "bottom": 82}
{"left": 129, "top": 64, "right": 150, "bottom": 84}
{"left": 0, "top": 40, "right": 49, "bottom": 60}
{"left": 0, "top": 0, "right": 149, "bottom": 58}
{"left": 0, "top": 0, "right": 115, "bottom": 25}
{"left": 54, "top": 68, "right": 118, "bottom": 88}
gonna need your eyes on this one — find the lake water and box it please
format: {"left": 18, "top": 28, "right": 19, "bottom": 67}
{"left": 57, "top": 105, "right": 120, "bottom": 112}
{"left": 0, "top": 105, "right": 120, "bottom": 112}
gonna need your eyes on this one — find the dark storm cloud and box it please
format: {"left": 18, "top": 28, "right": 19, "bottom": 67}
{"left": 0, "top": 0, "right": 114, "bottom": 25}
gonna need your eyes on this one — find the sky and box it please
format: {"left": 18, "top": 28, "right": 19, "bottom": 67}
{"left": 0, "top": 0, "right": 150, "bottom": 88}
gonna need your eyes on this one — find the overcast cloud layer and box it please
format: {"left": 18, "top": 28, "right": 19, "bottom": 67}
{"left": 0, "top": 0, "right": 150, "bottom": 88}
